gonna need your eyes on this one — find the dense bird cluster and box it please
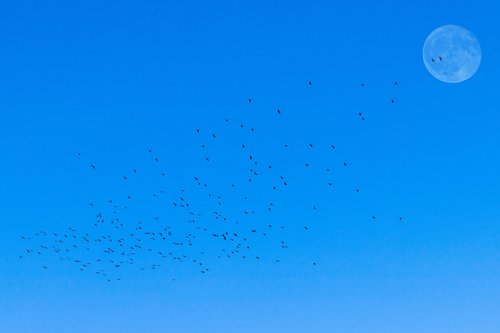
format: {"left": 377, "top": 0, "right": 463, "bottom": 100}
{"left": 20, "top": 80, "right": 404, "bottom": 281}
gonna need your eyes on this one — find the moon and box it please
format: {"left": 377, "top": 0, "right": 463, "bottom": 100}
{"left": 423, "top": 24, "right": 481, "bottom": 83}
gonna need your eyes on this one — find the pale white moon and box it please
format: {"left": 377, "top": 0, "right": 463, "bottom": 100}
{"left": 423, "top": 25, "right": 481, "bottom": 83}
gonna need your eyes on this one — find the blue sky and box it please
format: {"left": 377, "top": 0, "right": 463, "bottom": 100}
{"left": 1, "top": 1, "right": 500, "bottom": 332}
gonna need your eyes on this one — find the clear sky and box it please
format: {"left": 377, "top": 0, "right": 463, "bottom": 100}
{"left": 1, "top": 1, "right": 500, "bottom": 332}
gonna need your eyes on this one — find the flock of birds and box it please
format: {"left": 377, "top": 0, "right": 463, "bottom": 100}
{"left": 19, "top": 80, "right": 405, "bottom": 282}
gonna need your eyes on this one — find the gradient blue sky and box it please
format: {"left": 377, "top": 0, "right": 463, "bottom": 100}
{"left": 1, "top": 1, "right": 500, "bottom": 332}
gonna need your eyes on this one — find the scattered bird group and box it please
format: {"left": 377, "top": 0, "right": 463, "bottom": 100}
{"left": 20, "top": 80, "right": 405, "bottom": 281}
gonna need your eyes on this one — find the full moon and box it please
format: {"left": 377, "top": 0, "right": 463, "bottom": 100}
{"left": 423, "top": 24, "right": 481, "bottom": 83}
